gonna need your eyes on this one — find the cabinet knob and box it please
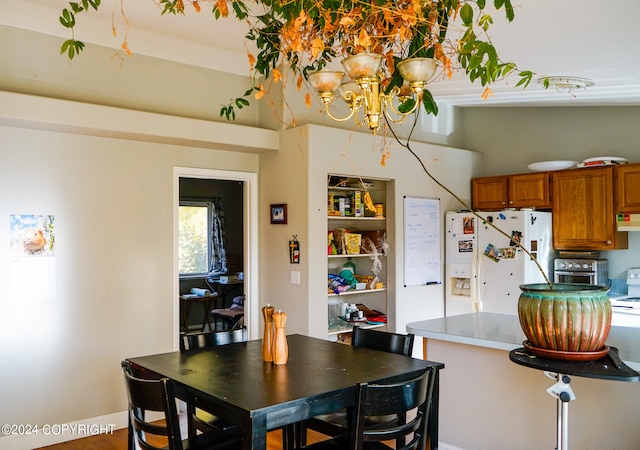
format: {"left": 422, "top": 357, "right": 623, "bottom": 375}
{"left": 607, "top": 240, "right": 612, "bottom": 245}
{"left": 509, "top": 200, "right": 513, "bottom": 204}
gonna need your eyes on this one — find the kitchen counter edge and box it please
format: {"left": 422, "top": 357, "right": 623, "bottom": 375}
{"left": 407, "top": 312, "right": 640, "bottom": 371}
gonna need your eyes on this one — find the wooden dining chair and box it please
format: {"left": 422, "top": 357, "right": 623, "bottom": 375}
{"left": 302, "top": 366, "right": 437, "bottom": 450}
{"left": 180, "top": 328, "right": 248, "bottom": 437}
{"left": 299, "top": 327, "right": 416, "bottom": 444}
{"left": 120, "top": 360, "right": 241, "bottom": 450}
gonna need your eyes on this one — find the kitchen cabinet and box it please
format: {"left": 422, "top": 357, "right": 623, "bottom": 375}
{"left": 616, "top": 162, "right": 640, "bottom": 212}
{"left": 552, "top": 166, "right": 628, "bottom": 250}
{"left": 327, "top": 176, "right": 390, "bottom": 337}
{"left": 472, "top": 172, "right": 551, "bottom": 210}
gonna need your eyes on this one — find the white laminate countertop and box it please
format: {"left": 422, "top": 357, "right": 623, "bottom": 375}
{"left": 407, "top": 312, "right": 640, "bottom": 370}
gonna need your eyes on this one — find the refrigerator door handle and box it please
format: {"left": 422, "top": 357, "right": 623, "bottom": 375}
{"left": 472, "top": 244, "right": 481, "bottom": 312}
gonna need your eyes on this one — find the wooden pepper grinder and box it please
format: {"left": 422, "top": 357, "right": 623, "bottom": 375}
{"left": 262, "top": 304, "right": 275, "bottom": 362}
{"left": 272, "top": 310, "right": 288, "bottom": 365}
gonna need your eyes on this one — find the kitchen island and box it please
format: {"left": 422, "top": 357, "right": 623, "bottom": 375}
{"left": 407, "top": 313, "right": 640, "bottom": 450}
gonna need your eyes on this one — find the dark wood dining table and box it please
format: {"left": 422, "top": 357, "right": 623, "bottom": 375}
{"left": 126, "top": 334, "right": 444, "bottom": 450}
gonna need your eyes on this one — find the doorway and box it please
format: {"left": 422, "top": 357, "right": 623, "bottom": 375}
{"left": 173, "top": 167, "right": 259, "bottom": 350}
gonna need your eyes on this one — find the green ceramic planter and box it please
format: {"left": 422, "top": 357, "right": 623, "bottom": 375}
{"left": 518, "top": 283, "right": 611, "bottom": 353}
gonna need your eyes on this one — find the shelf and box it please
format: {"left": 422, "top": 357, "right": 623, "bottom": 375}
{"left": 328, "top": 288, "right": 385, "bottom": 297}
{"left": 328, "top": 215, "right": 385, "bottom": 221}
{"left": 328, "top": 253, "right": 380, "bottom": 258}
{"left": 328, "top": 321, "right": 385, "bottom": 335}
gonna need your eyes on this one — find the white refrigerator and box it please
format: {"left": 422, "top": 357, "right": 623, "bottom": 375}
{"left": 445, "top": 210, "right": 555, "bottom": 316}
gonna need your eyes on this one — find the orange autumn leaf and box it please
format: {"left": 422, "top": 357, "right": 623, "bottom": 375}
{"left": 311, "top": 38, "right": 324, "bottom": 60}
{"left": 357, "top": 28, "right": 371, "bottom": 48}
{"left": 247, "top": 52, "right": 256, "bottom": 69}
{"left": 304, "top": 92, "right": 312, "bottom": 108}
{"left": 255, "top": 84, "right": 265, "bottom": 100}
{"left": 272, "top": 68, "right": 282, "bottom": 83}
{"left": 176, "top": 0, "right": 184, "bottom": 13}
{"left": 216, "top": 0, "right": 228, "bottom": 17}
{"left": 481, "top": 86, "right": 493, "bottom": 100}
{"left": 122, "top": 41, "right": 131, "bottom": 56}
{"left": 339, "top": 16, "right": 355, "bottom": 27}
{"left": 193, "top": 1, "right": 201, "bottom": 12}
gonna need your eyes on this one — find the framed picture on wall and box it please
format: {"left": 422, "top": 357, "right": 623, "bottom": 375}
{"left": 270, "top": 204, "right": 287, "bottom": 224}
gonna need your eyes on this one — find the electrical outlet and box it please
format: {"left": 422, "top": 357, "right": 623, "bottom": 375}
{"left": 291, "top": 270, "right": 300, "bottom": 284}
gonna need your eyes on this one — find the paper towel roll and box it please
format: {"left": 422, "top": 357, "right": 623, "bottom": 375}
{"left": 191, "top": 288, "right": 210, "bottom": 297}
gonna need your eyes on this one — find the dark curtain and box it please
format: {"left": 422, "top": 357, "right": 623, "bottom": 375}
{"left": 209, "top": 198, "right": 228, "bottom": 274}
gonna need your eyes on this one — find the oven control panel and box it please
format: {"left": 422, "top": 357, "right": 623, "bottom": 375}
{"left": 554, "top": 259, "right": 607, "bottom": 272}
{"left": 627, "top": 268, "right": 640, "bottom": 286}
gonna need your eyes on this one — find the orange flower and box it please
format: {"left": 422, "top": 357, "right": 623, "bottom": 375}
{"left": 255, "top": 84, "right": 265, "bottom": 100}
{"left": 297, "top": 75, "right": 304, "bottom": 91}
{"left": 122, "top": 41, "right": 131, "bottom": 56}
{"left": 193, "top": 1, "right": 201, "bottom": 13}
{"left": 304, "top": 92, "right": 312, "bottom": 108}
{"left": 481, "top": 86, "right": 493, "bottom": 100}
{"left": 247, "top": 52, "right": 256, "bottom": 69}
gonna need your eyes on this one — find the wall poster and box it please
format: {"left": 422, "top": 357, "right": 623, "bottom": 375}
{"left": 9, "top": 214, "right": 56, "bottom": 301}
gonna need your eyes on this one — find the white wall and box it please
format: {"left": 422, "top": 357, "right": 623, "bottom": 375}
{"left": 0, "top": 96, "right": 268, "bottom": 448}
{"left": 258, "top": 124, "right": 482, "bottom": 341}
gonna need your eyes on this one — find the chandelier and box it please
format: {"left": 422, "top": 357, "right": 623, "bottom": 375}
{"left": 307, "top": 53, "right": 437, "bottom": 132}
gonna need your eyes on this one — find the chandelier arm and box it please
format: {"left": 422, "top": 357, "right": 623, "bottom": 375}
{"left": 322, "top": 101, "right": 357, "bottom": 122}
{"left": 382, "top": 95, "right": 420, "bottom": 124}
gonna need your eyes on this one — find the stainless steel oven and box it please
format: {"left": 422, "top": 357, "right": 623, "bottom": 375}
{"left": 554, "top": 258, "right": 609, "bottom": 286}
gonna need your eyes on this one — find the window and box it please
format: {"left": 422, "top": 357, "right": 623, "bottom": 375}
{"left": 179, "top": 201, "right": 212, "bottom": 276}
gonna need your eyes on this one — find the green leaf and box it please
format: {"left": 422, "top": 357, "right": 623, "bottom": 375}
{"left": 60, "top": 9, "right": 75, "bottom": 28}
{"left": 398, "top": 98, "right": 416, "bottom": 114}
{"left": 460, "top": 3, "right": 474, "bottom": 26}
{"left": 422, "top": 90, "right": 439, "bottom": 116}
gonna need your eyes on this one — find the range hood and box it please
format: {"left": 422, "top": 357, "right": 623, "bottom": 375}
{"left": 617, "top": 213, "right": 640, "bottom": 231}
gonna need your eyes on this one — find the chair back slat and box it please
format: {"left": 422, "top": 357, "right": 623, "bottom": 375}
{"left": 181, "top": 328, "right": 248, "bottom": 351}
{"left": 351, "top": 326, "right": 415, "bottom": 356}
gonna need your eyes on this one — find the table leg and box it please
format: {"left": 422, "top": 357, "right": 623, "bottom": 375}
{"left": 201, "top": 297, "right": 213, "bottom": 332}
{"left": 545, "top": 372, "right": 574, "bottom": 450}
{"left": 242, "top": 416, "right": 266, "bottom": 450}
{"left": 181, "top": 299, "right": 192, "bottom": 332}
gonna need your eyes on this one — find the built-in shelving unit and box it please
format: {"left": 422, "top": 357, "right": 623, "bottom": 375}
{"left": 327, "top": 175, "right": 391, "bottom": 338}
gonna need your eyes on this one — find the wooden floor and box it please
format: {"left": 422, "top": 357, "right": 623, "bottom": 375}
{"left": 37, "top": 423, "right": 327, "bottom": 450}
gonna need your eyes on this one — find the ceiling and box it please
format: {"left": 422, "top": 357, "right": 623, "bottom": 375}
{"left": 7, "top": 0, "right": 640, "bottom": 109}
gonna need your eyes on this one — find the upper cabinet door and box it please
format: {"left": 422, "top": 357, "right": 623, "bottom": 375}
{"left": 508, "top": 172, "right": 552, "bottom": 209}
{"left": 552, "top": 167, "right": 627, "bottom": 250}
{"left": 471, "top": 176, "right": 508, "bottom": 210}
{"left": 616, "top": 163, "right": 640, "bottom": 213}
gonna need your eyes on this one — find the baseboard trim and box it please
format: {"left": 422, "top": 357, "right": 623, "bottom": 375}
{"left": 0, "top": 410, "right": 159, "bottom": 449}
